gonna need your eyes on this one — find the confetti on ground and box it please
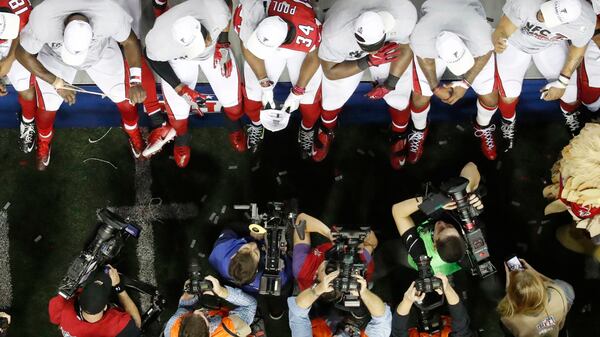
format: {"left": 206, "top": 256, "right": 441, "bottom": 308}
{"left": 541, "top": 219, "right": 551, "bottom": 225}
{"left": 356, "top": 149, "right": 365, "bottom": 155}
{"left": 251, "top": 162, "right": 261, "bottom": 172}
{"left": 276, "top": 177, "right": 282, "bottom": 185}
{"left": 213, "top": 216, "right": 219, "bottom": 224}
{"left": 438, "top": 140, "right": 448, "bottom": 145}
{"left": 2, "top": 202, "right": 9, "bottom": 210}
{"left": 244, "top": 212, "right": 251, "bottom": 219}
{"left": 200, "top": 194, "right": 208, "bottom": 203}
{"left": 334, "top": 175, "right": 344, "bottom": 182}
{"left": 456, "top": 125, "right": 465, "bottom": 132}
{"left": 516, "top": 242, "right": 528, "bottom": 251}
{"left": 278, "top": 171, "right": 288, "bottom": 176}
{"left": 34, "top": 235, "right": 42, "bottom": 243}
{"left": 527, "top": 220, "right": 538, "bottom": 225}
{"left": 189, "top": 240, "right": 196, "bottom": 248}
{"left": 228, "top": 165, "right": 238, "bottom": 170}
{"left": 496, "top": 161, "right": 502, "bottom": 170}
{"left": 537, "top": 226, "right": 543, "bottom": 235}
{"left": 234, "top": 205, "right": 250, "bottom": 210}
{"left": 367, "top": 150, "right": 375, "bottom": 158}
{"left": 221, "top": 205, "right": 227, "bottom": 214}
{"left": 511, "top": 201, "right": 521, "bottom": 207}
{"left": 197, "top": 252, "right": 206, "bottom": 258}
{"left": 209, "top": 212, "right": 216, "bottom": 222}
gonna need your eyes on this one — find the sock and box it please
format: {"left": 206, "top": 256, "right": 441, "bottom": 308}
{"left": 410, "top": 102, "right": 429, "bottom": 131}
{"left": 299, "top": 102, "right": 321, "bottom": 129}
{"left": 18, "top": 95, "right": 36, "bottom": 122}
{"left": 223, "top": 103, "right": 244, "bottom": 122}
{"left": 560, "top": 100, "right": 579, "bottom": 115}
{"left": 140, "top": 58, "right": 162, "bottom": 114}
{"left": 116, "top": 101, "right": 139, "bottom": 130}
{"left": 149, "top": 111, "right": 166, "bottom": 128}
{"left": 321, "top": 108, "right": 341, "bottom": 129}
{"left": 243, "top": 97, "right": 262, "bottom": 124}
{"left": 36, "top": 109, "right": 56, "bottom": 140}
{"left": 167, "top": 115, "right": 189, "bottom": 136}
{"left": 475, "top": 99, "right": 498, "bottom": 127}
{"left": 498, "top": 97, "right": 518, "bottom": 121}
{"left": 389, "top": 106, "right": 411, "bottom": 133}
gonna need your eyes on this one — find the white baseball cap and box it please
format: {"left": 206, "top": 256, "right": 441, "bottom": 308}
{"left": 61, "top": 20, "right": 93, "bottom": 66}
{"left": 540, "top": 0, "right": 582, "bottom": 28}
{"left": 172, "top": 16, "right": 206, "bottom": 59}
{"left": 436, "top": 31, "right": 474, "bottom": 76}
{"left": 245, "top": 16, "right": 289, "bottom": 60}
{"left": 354, "top": 11, "right": 395, "bottom": 51}
{"left": 260, "top": 107, "right": 291, "bottom": 132}
{"left": 0, "top": 12, "right": 20, "bottom": 40}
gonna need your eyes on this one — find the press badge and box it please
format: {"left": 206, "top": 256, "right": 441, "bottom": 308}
{"left": 536, "top": 315, "right": 558, "bottom": 335}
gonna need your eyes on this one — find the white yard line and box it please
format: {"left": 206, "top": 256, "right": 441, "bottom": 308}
{"left": 0, "top": 205, "right": 12, "bottom": 307}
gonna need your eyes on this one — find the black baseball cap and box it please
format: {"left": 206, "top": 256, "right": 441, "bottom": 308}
{"left": 79, "top": 272, "right": 112, "bottom": 315}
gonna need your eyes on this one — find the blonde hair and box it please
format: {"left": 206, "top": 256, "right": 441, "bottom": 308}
{"left": 497, "top": 270, "right": 549, "bottom": 317}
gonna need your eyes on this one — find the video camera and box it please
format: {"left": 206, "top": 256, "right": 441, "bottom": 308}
{"left": 419, "top": 177, "right": 496, "bottom": 278}
{"left": 325, "top": 227, "right": 370, "bottom": 310}
{"left": 186, "top": 258, "right": 213, "bottom": 294}
{"left": 414, "top": 255, "right": 442, "bottom": 294}
{"left": 234, "top": 201, "right": 306, "bottom": 296}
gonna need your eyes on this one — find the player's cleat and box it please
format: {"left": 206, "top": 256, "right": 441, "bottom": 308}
{"left": 246, "top": 124, "right": 264, "bottom": 153}
{"left": 407, "top": 127, "right": 428, "bottom": 164}
{"left": 312, "top": 126, "right": 335, "bottom": 162}
{"left": 500, "top": 118, "right": 516, "bottom": 152}
{"left": 229, "top": 129, "right": 247, "bottom": 153}
{"left": 36, "top": 139, "right": 51, "bottom": 171}
{"left": 474, "top": 123, "right": 497, "bottom": 160}
{"left": 297, "top": 127, "right": 315, "bottom": 160}
{"left": 174, "top": 145, "right": 190, "bottom": 168}
{"left": 124, "top": 127, "right": 145, "bottom": 159}
{"left": 19, "top": 119, "right": 36, "bottom": 153}
{"left": 562, "top": 110, "right": 582, "bottom": 136}
{"left": 143, "top": 125, "right": 176, "bottom": 158}
{"left": 389, "top": 131, "right": 407, "bottom": 170}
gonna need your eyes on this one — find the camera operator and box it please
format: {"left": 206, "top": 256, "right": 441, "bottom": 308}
{"left": 48, "top": 266, "right": 142, "bottom": 337}
{"left": 392, "top": 274, "right": 475, "bottom": 337}
{"left": 293, "top": 213, "right": 378, "bottom": 291}
{"left": 391, "top": 162, "right": 483, "bottom": 277}
{"left": 288, "top": 261, "right": 392, "bottom": 337}
{"left": 497, "top": 259, "right": 574, "bottom": 337}
{"left": 163, "top": 275, "right": 257, "bottom": 337}
{"left": 0, "top": 312, "right": 10, "bottom": 337}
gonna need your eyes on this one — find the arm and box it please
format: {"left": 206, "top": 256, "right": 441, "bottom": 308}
{"left": 288, "top": 296, "right": 314, "bottom": 337}
{"left": 241, "top": 44, "right": 268, "bottom": 80}
{"left": 143, "top": 48, "right": 181, "bottom": 89}
{"left": 561, "top": 44, "right": 586, "bottom": 79}
{"left": 392, "top": 282, "right": 425, "bottom": 337}
{"left": 295, "top": 261, "right": 339, "bottom": 309}
{"left": 445, "top": 51, "right": 493, "bottom": 105}
{"left": 294, "top": 213, "right": 332, "bottom": 246}
{"left": 15, "top": 44, "right": 58, "bottom": 86}
{"left": 355, "top": 275, "right": 392, "bottom": 337}
{"left": 542, "top": 44, "right": 586, "bottom": 101}
{"left": 119, "top": 31, "right": 145, "bottom": 104}
{"left": 108, "top": 267, "right": 141, "bottom": 328}
{"left": 459, "top": 162, "right": 480, "bottom": 193}
{"left": 492, "top": 15, "right": 518, "bottom": 53}
{"left": 206, "top": 276, "right": 257, "bottom": 326}
{"left": 387, "top": 43, "right": 413, "bottom": 83}
{"left": 417, "top": 56, "right": 452, "bottom": 101}
{"left": 391, "top": 198, "right": 422, "bottom": 236}
{"left": 321, "top": 58, "right": 365, "bottom": 81}
{"left": 296, "top": 49, "right": 320, "bottom": 88}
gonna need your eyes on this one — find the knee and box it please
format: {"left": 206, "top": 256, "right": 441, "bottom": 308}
{"left": 480, "top": 92, "right": 499, "bottom": 107}
{"left": 18, "top": 87, "right": 35, "bottom": 101}
{"left": 411, "top": 92, "right": 430, "bottom": 109}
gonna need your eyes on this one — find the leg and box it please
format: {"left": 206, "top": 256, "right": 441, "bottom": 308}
{"left": 314, "top": 71, "right": 364, "bottom": 162}
{"left": 471, "top": 56, "right": 499, "bottom": 160}
{"left": 496, "top": 42, "right": 532, "bottom": 151}
{"left": 7, "top": 58, "right": 37, "bottom": 153}
{"left": 578, "top": 43, "right": 600, "bottom": 113}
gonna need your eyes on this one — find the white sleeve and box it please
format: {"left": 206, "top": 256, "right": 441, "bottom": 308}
{"left": 19, "top": 23, "right": 45, "bottom": 55}
{"left": 110, "top": 10, "right": 134, "bottom": 43}
{"left": 390, "top": 3, "right": 417, "bottom": 44}
{"left": 318, "top": 39, "right": 346, "bottom": 63}
{"left": 502, "top": 0, "right": 528, "bottom": 27}
{"left": 238, "top": 3, "right": 265, "bottom": 44}
{"left": 593, "top": 0, "right": 600, "bottom": 14}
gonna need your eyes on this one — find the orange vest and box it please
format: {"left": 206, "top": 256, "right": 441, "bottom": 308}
{"left": 310, "top": 318, "right": 368, "bottom": 337}
{"left": 169, "top": 310, "right": 238, "bottom": 337}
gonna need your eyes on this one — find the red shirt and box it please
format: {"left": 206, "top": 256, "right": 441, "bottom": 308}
{"left": 558, "top": 175, "right": 600, "bottom": 219}
{"left": 0, "top": 0, "right": 32, "bottom": 45}
{"left": 48, "top": 295, "right": 137, "bottom": 337}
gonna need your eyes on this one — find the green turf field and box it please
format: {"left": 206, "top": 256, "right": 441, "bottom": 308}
{"left": 1, "top": 120, "right": 599, "bottom": 337}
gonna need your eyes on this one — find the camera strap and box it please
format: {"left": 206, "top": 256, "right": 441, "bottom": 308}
{"left": 221, "top": 321, "right": 241, "bottom": 337}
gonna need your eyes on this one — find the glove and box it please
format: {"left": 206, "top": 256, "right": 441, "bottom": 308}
{"left": 282, "top": 85, "right": 305, "bottom": 112}
{"left": 540, "top": 75, "right": 569, "bottom": 100}
{"left": 214, "top": 41, "right": 233, "bottom": 78}
{"left": 448, "top": 80, "right": 470, "bottom": 90}
{"left": 367, "top": 42, "right": 401, "bottom": 67}
{"left": 152, "top": 0, "right": 169, "bottom": 17}
{"left": 365, "top": 84, "right": 391, "bottom": 100}
{"left": 178, "top": 85, "right": 209, "bottom": 116}
{"left": 260, "top": 78, "right": 275, "bottom": 109}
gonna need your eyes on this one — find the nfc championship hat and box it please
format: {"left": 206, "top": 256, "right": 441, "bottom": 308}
{"left": 79, "top": 271, "right": 112, "bottom": 315}
{"left": 246, "top": 16, "right": 289, "bottom": 60}
{"left": 354, "top": 11, "right": 395, "bottom": 51}
{"left": 260, "top": 107, "right": 291, "bottom": 132}
{"left": 0, "top": 12, "right": 20, "bottom": 40}
{"left": 436, "top": 31, "right": 475, "bottom": 76}
{"left": 61, "top": 20, "right": 93, "bottom": 66}
{"left": 540, "top": 0, "right": 582, "bottom": 28}
{"left": 172, "top": 16, "right": 206, "bottom": 59}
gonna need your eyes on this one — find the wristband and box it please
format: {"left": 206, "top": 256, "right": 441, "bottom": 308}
{"left": 558, "top": 74, "right": 570, "bottom": 86}
{"left": 259, "top": 77, "right": 273, "bottom": 88}
{"left": 357, "top": 56, "right": 370, "bottom": 70}
{"left": 113, "top": 283, "right": 125, "bottom": 294}
{"left": 461, "top": 78, "right": 472, "bottom": 88}
{"left": 291, "top": 85, "right": 305, "bottom": 95}
{"left": 383, "top": 74, "right": 400, "bottom": 90}
{"left": 129, "top": 67, "right": 142, "bottom": 85}
{"left": 218, "top": 32, "right": 229, "bottom": 44}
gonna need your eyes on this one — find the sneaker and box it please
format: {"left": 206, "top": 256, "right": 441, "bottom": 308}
{"left": 142, "top": 125, "right": 176, "bottom": 158}
{"left": 246, "top": 123, "right": 264, "bottom": 153}
{"left": 500, "top": 118, "right": 516, "bottom": 152}
{"left": 297, "top": 126, "right": 315, "bottom": 160}
{"left": 19, "top": 119, "right": 36, "bottom": 153}
{"left": 473, "top": 123, "right": 497, "bottom": 160}
{"left": 36, "top": 139, "right": 51, "bottom": 171}
{"left": 312, "top": 125, "right": 335, "bottom": 162}
{"left": 406, "top": 127, "right": 428, "bottom": 164}
{"left": 389, "top": 131, "right": 407, "bottom": 170}
{"left": 174, "top": 145, "right": 190, "bottom": 168}
{"left": 229, "top": 129, "right": 247, "bottom": 153}
{"left": 563, "top": 110, "right": 582, "bottom": 136}
{"left": 124, "top": 127, "right": 145, "bottom": 159}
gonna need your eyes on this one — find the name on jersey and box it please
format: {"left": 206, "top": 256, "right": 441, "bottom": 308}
{"left": 522, "top": 22, "right": 568, "bottom": 42}
{"left": 270, "top": 0, "right": 312, "bottom": 16}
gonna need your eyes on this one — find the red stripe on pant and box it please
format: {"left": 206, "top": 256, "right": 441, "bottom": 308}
{"left": 578, "top": 59, "right": 600, "bottom": 105}
{"left": 243, "top": 96, "right": 262, "bottom": 124}
{"left": 33, "top": 79, "right": 55, "bottom": 140}
{"left": 300, "top": 85, "right": 322, "bottom": 129}
{"left": 163, "top": 98, "right": 188, "bottom": 136}
{"left": 494, "top": 56, "right": 519, "bottom": 120}
{"left": 223, "top": 64, "right": 245, "bottom": 122}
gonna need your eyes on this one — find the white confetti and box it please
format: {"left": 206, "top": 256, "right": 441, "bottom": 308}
{"left": 213, "top": 215, "right": 220, "bottom": 224}
{"left": 276, "top": 177, "right": 282, "bottom": 185}
{"left": 537, "top": 226, "right": 543, "bottom": 235}
{"left": 228, "top": 165, "right": 238, "bottom": 170}
{"left": 511, "top": 201, "right": 521, "bottom": 207}
{"left": 541, "top": 219, "right": 551, "bottom": 225}
{"left": 34, "top": 235, "right": 42, "bottom": 243}
{"left": 278, "top": 171, "right": 288, "bottom": 176}
{"left": 221, "top": 205, "right": 227, "bottom": 214}
{"left": 456, "top": 125, "right": 465, "bottom": 132}
{"left": 356, "top": 149, "right": 365, "bottom": 155}
{"left": 251, "top": 163, "right": 261, "bottom": 172}
{"left": 335, "top": 175, "right": 344, "bottom": 182}
{"left": 190, "top": 240, "right": 196, "bottom": 248}
{"left": 198, "top": 252, "right": 206, "bottom": 258}
{"left": 496, "top": 161, "right": 502, "bottom": 170}
{"left": 209, "top": 212, "right": 217, "bottom": 222}
{"left": 2, "top": 202, "right": 9, "bottom": 210}
{"left": 438, "top": 140, "right": 448, "bottom": 145}
{"left": 201, "top": 194, "right": 208, "bottom": 203}
{"left": 367, "top": 150, "right": 375, "bottom": 158}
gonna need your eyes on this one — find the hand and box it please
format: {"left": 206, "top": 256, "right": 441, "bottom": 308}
{"left": 0, "top": 82, "right": 7, "bottom": 97}
{"left": 443, "top": 82, "right": 468, "bottom": 105}
{"left": 249, "top": 230, "right": 265, "bottom": 241}
{"left": 204, "top": 275, "right": 227, "bottom": 298}
{"left": 359, "top": 230, "right": 378, "bottom": 253}
{"left": 434, "top": 273, "right": 450, "bottom": 295}
{"left": 315, "top": 261, "right": 339, "bottom": 296}
{"left": 0, "top": 312, "right": 10, "bottom": 325}
{"left": 282, "top": 86, "right": 304, "bottom": 112}
{"left": 403, "top": 281, "right": 425, "bottom": 304}
{"left": 443, "top": 200, "right": 457, "bottom": 210}
{"left": 493, "top": 36, "right": 508, "bottom": 54}
{"left": 213, "top": 42, "right": 233, "bottom": 78}
{"left": 540, "top": 84, "right": 566, "bottom": 101}
{"left": 0, "top": 57, "right": 13, "bottom": 78}
{"left": 106, "top": 265, "right": 120, "bottom": 286}
{"left": 177, "top": 84, "right": 209, "bottom": 116}
{"left": 468, "top": 193, "right": 483, "bottom": 210}
{"left": 365, "top": 84, "right": 392, "bottom": 100}
{"left": 129, "top": 84, "right": 147, "bottom": 105}
{"left": 367, "top": 42, "right": 401, "bottom": 67}
{"left": 260, "top": 78, "right": 275, "bottom": 109}
{"left": 433, "top": 86, "right": 453, "bottom": 101}
{"left": 353, "top": 274, "right": 368, "bottom": 297}
{"left": 57, "top": 88, "right": 76, "bottom": 105}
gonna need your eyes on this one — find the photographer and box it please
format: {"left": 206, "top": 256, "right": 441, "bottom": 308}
{"left": 163, "top": 275, "right": 257, "bottom": 337}
{"left": 391, "top": 162, "right": 483, "bottom": 276}
{"left": 293, "top": 213, "right": 378, "bottom": 290}
{"left": 497, "top": 259, "right": 574, "bottom": 337}
{"left": 288, "top": 262, "right": 392, "bottom": 337}
{"left": 48, "top": 266, "right": 142, "bottom": 337}
{"left": 0, "top": 312, "right": 10, "bottom": 337}
{"left": 392, "top": 274, "right": 475, "bottom": 337}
